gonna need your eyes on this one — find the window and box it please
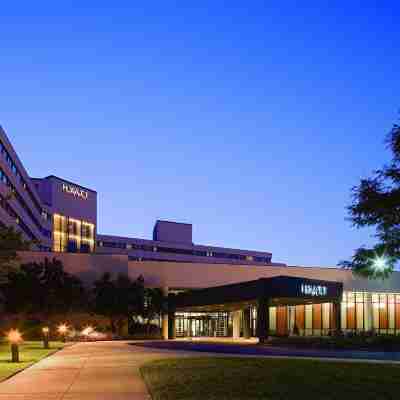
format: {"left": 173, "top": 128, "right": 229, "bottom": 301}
{"left": 53, "top": 214, "right": 95, "bottom": 253}
{"left": 0, "top": 139, "right": 46, "bottom": 219}
{"left": 0, "top": 167, "right": 51, "bottom": 238}
{"left": 0, "top": 192, "right": 38, "bottom": 241}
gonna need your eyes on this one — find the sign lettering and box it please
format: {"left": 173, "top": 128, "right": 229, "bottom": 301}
{"left": 300, "top": 283, "right": 327, "bottom": 297}
{"left": 62, "top": 183, "right": 88, "bottom": 200}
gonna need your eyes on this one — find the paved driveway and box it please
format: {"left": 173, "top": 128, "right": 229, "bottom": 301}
{"left": 135, "top": 340, "right": 400, "bottom": 363}
{"left": 0, "top": 341, "right": 182, "bottom": 400}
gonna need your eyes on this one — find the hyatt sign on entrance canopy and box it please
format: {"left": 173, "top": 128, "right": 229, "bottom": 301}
{"left": 62, "top": 183, "right": 89, "bottom": 200}
{"left": 300, "top": 283, "right": 328, "bottom": 297}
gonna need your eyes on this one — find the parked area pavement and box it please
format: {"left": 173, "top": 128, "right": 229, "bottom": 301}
{"left": 134, "top": 338, "right": 400, "bottom": 364}
{"left": 0, "top": 340, "right": 201, "bottom": 400}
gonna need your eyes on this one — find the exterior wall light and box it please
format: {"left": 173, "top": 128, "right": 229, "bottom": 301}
{"left": 8, "top": 329, "right": 22, "bottom": 363}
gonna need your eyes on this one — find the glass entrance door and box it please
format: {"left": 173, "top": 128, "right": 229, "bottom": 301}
{"left": 175, "top": 312, "right": 229, "bottom": 337}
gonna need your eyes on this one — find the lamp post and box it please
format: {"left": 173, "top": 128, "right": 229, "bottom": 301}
{"left": 57, "top": 324, "right": 68, "bottom": 343}
{"left": 42, "top": 327, "right": 50, "bottom": 349}
{"left": 8, "top": 329, "right": 22, "bottom": 363}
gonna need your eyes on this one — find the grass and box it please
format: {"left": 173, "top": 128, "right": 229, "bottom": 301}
{"left": 0, "top": 340, "right": 65, "bottom": 381}
{"left": 141, "top": 357, "right": 400, "bottom": 400}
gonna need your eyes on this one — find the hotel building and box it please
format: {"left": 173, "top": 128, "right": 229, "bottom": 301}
{"left": 2, "top": 124, "right": 400, "bottom": 341}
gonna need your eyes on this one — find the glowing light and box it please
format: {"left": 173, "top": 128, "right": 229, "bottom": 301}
{"left": 42, "top": 327, "right": 50, "bottom": 334}
{"left": 373, "top": 256, "right": 387, "bottom": 271}
{"left": 8, "top": 329, "right": 22, "bottom": 344}
{"left": 57, "top": 324, "right": 68, "bottom": 335}
{"left": 81, "top": 326, "right": 93, "bottom": 336}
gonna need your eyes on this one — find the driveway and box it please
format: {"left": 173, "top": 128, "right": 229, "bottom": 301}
{"left": 0, "top": 340, "right": 184, "bottom": 400}
{"left": 134, "top": 339, "right": 400, "bottom": 363}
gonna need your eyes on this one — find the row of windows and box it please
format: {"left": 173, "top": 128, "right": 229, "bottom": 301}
{"left": 341, "top": 291, "right": 400, "bottom": 333}
{"left": 98, "top": 240, "right": 271, "bottom": 263}
{"left": 0, "top": 168, "right": 51, "bottom": 238}
{"left": 0, "top": 191, "right": 38, "bottom": 242}
{"left": 53, "top": 214, "right": 95, "bottom": 253}
{"left": 0, "top": 140, "right": 46, "bottom": 220}
{"left": 248, "top": 292, "right": 400, "bottom": 337}
{"left": 98, "top": 241, "right": 155, "bottom": 251}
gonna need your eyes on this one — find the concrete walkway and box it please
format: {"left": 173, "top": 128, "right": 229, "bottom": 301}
{"left": 0, "top": 341, "right": 179, "bottom": 400}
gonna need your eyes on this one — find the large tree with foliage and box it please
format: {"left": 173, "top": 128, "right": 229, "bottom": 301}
{"left": 341, "top": 121, "right": 400, "bottom": 278}
{"left": 92, "top": 273, "right": 144, "bottom": 335}
{"left": 0, "top": 225, "right": 31, "bottom": 284}
{"left": 2, "top": 257, "right": 86, "bottom": 317}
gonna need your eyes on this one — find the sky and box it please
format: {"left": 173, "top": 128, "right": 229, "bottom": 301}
{"left": 1, "top": 3, "right": 399, "bottom": 267}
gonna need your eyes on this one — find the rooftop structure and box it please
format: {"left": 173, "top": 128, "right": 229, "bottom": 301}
{"left": 0, "top": 125, "right": 275, "bottom": 266}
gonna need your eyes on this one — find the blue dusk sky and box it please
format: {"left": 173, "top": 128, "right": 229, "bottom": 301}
{"left": 1, "top": 3, "right": 399, "bottom": 266}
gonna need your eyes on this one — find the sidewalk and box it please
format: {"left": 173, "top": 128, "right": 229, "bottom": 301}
{"left": 0, "top": 341, "right": 160, "bottom": 400}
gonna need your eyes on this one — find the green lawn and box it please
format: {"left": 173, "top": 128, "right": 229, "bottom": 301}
{"left": 141, "top": 357, "right": 400, "bottom": 400}
{"left": 0, "top": 340, "right": 65, "bottom": 381}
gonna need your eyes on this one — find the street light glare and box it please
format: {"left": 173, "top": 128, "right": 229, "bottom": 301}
{"left": 8, "top": 329, "right": 22, "bottom": 344}
{"left": 82, "top": 326, "right": 93, "bottom": 336}
{"left": 57, "top": 324, "right": 68, "bottom": 334}
{"left": 373, "top": 256, "right": 387, "bottom": 271}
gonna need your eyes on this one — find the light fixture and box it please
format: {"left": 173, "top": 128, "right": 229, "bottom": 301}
{"left": 81, "top": 326, "right": 93, "bottom": 340}
{"left": 8, "top": 329, "right": 22, "bottom": 362}
{"left": 57, "top": 324, "right": 68, "bottom": 342}
{"left": 372, "top": 256, "right": 387, "bottom": 272}
{"left": 42, "top": 327, "right": 50, "bottom": 349}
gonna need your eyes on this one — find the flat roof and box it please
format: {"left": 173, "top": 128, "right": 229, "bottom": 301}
{"left": 172, "top": 275, "right": 343, "bottom": 312}
{"left": 43, "top": 175, "right": 97, "bottom": 193}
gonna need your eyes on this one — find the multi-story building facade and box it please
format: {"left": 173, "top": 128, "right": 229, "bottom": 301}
{"left": 0, "top": 125, "right": 276, "bottom": 265}
{"left": 0, "top": 127, "right": 52, "bottom": 251}
{"left": 3, "top": 124, "right": 400, "bottom": 342}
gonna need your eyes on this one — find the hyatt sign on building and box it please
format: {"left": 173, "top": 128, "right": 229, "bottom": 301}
{"left": 2, "top": 124, "right": 400, "bottom": 342}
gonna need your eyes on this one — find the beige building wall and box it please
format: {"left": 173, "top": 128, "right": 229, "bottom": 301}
{"left": 16, "top": 252, "right": 400, "bottom": 293}
{"left": 126, "top": 260, "right": 353, "bottom": 289}
{"left": 18, "top": 251, "right": 129, "bottom": 283}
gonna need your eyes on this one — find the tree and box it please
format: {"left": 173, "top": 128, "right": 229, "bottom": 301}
{"left": 0, "top": 225, "right": 31, "bottom": 284}
{"left": 341, "top": 121, "right": 400, "bottom": 278}
{"left": 2, "top": 257, "right": 86, "bottom": 317}
{"left": 92, "top": 273, "right": 144, "bottom": 335}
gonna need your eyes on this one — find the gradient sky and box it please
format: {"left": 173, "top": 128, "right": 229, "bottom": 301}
{"left": 1, "top": 3, "right": 399, "bottom": 266}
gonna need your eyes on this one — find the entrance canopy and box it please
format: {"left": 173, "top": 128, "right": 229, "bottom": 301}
{"left": 171, "top": 275, "right": 343, "bottom": 312}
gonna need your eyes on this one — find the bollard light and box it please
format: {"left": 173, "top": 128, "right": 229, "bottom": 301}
{"left": 57, "top": 324, "right": 68, "bottom": 342}
{"left": 8, "top": 329, "right": 22, "bottom": 363}
{"left": 42, "top": 327, "right": 50, "bottom": 349}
